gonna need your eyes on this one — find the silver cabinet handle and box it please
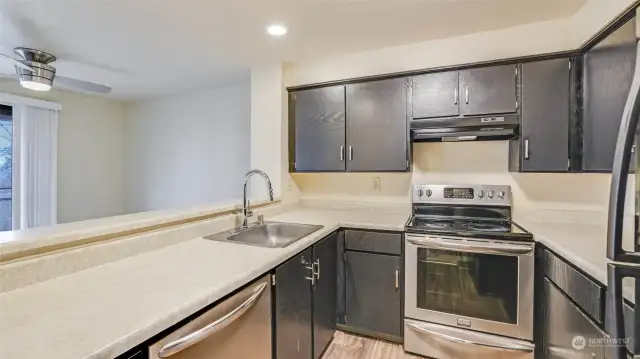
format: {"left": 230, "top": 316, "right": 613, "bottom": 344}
{"left": 313, "top": 259, "right": 320, "bottom": 280}
{"left": 395, "top": 269, "right": 399, "bottom": 290}
{"left": 524, "top": 139, "right": 530, "bottom": 159}
{"left": 454, "top": 87, "right": 458, "bottom": 105}
{"left": 406, "top": 235, "right": 533, "bottom": 255}
{"left": 158, "top": 282, "right": 268, "bottom": 358}
{"left": 465, "top": 86, "right": 469, "bottom": 104}
{"left": 349, "top": 146, "right": 353, "bottom": 161}
{"left": 406, "top": 320, "right": 534, "bottom": 353}
{"left": 305, "top": 264, "right": 315, "bottom": 285}
{"left": 340, "top": 146, "right": 344, "bottom": 161}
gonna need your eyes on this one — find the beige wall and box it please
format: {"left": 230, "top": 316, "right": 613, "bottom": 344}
{"left": 293, "top": 142, "right": 635, "bottom": 227}
{"left": 0, "top": 80, "right": 126, "bottom": 224}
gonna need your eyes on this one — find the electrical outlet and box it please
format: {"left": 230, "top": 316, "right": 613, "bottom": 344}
{"left": 372, "top": 176, "right": 381, "bottom": 192}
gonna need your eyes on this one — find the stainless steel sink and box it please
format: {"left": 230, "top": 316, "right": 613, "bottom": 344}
{"left": 204, "top": 222, "right": 324, "bottom": 248}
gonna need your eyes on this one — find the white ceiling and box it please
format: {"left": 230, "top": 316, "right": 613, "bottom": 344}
{"left": 0, "top": 0, "right": 586, "bottom": 100}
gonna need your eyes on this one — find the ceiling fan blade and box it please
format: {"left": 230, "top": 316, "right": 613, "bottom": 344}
{"left": 53, "top": 76, "right": 111, "bottom": 94}
{"left": 0, "top": 53, "right": 34, "bottom": 72}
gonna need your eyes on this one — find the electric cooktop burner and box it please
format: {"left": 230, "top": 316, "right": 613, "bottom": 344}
{"left": 461, "top": 222, "right": 511, "bottom": 232}
{"left": 405, "top": 184, "right": 533, "bottom": 241}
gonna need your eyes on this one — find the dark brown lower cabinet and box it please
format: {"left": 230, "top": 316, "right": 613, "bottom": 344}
{"left": 344, "top": 251, "right": 402, "bottom": 341}
{"left": 313, "top": 232, "right": 338, "bottom": 359}
{"left": 275, "top": 233, "right": 338, "bottom": 359}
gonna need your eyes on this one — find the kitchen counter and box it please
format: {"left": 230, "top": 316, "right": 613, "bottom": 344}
{"left": 525, "top": 221, "right": 636, "bottom": 304}
{"left": 0, "top": 208, "right": 407, "bottom": 359}
{"left": 0, "top": 204, "right": 635, "bottom": 359}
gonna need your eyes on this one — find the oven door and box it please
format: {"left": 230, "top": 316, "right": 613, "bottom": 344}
{"left": 405, "top": 234, "right": 534, "bottom": 341}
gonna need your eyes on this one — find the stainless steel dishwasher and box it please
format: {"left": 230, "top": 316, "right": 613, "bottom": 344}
{"left": 148, "top": 275, "right": 272, "bottom": 359}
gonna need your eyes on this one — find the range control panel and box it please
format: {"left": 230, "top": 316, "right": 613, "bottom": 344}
{"left": 413, "top": 184, "right": 512, "bottom": 206}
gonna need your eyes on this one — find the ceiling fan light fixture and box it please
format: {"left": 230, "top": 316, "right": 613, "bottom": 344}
{"left": 19, "top": 79, "right": 51, "bottom": 91}
{"left": 14, "top": 59, "right": 56, "bottom": 92}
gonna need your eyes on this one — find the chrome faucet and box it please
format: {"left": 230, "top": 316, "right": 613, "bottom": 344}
{"left": 241, "top": 170, "right": 274, "bottom": 228}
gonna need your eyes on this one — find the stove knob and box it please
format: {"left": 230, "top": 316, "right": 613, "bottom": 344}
{"left": 425, "top": 189, "right": 432, "bottom": 197}
{"left": 478, "top": 190, "right": 485, "bottom": 198}
{"left": 488, "top": 190, "right": 495, "bottom": 199}
{"left": 497, "top": 190, "right": 505, "bottom": 199}
{"left": 417, "top": 189, "right": 424, "bottom": 197}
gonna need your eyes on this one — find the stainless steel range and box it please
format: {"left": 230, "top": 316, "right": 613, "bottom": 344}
{"left": 403, "top": 184, "right": 535, "bottom": 359}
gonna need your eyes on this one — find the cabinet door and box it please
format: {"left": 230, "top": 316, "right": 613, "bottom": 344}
{"left": 459, "top": 65, "right": 517, "bottom": 116}
{"left": 346, "top": 78, "right": 408, "bottom": 172}
{"left": 276, "top": 248, "right": 313, "bottom": 359}
{"left": 583, "top": 19, "right": 637, "bottom": 172}
{"left": 293, "top": 86, "right": 346, "bottom": 171}
{"left": 345, "top": 252, "right": 402, "bottom": 339}
{"left": 520, "top": 59, "right": 570, "bottom": 172}
{"left": 312, "top": 233, "right": 338, "bottom": 359}
{"left": 412, "top": 72, "right": 459, "bottom": 118}
{"left": 543, "top": 278, "right": 606, "bottom": 359}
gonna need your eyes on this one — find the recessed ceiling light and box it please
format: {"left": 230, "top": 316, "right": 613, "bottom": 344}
{"left": 267, "top": 24, "right": 288, "bottom": 37}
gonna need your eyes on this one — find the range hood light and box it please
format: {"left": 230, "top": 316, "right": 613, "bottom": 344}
{"left": 442, "top": 136, "right": 478, "bottom": 142}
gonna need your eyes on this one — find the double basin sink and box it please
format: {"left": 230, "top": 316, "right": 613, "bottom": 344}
{"left": 204, "top": 222, "right": 324, "bottom": 248}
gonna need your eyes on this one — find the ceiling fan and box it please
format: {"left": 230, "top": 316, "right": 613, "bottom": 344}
{"left": 0, "top": 47, "right": 112, "bottom": 94}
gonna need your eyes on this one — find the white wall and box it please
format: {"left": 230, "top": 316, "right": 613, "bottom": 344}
{"left": 0, "top": 80, "right": 126, "bottom": 224}
{"left": 124, "top": 83, "right": 251, "bottom": 213}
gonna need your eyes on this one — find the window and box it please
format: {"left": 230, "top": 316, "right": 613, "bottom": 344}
{"left": 0, "top": 105, "right": 11, "bottom": 231}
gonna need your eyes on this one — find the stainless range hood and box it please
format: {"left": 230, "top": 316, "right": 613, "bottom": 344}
{"left": 410, "top": 114, "right": 519, "bottom": 142}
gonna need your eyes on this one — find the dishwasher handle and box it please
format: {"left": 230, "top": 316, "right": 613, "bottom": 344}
{"left": 158, "top": 282, "right": 268, "bottom": 358}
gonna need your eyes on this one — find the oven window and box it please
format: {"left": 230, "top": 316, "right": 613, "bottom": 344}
{"left": 417, "top": 248, "right": 519, "bottom": 324}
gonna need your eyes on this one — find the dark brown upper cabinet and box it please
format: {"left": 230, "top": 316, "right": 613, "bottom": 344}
{"left": 290, "top": 79, "right": 409, "bottom": 173}
{"left": 582, "top": 17, "right": 637, "bottom": 172}
{"left": 459, "top": 64, "right": 518, "bottom": 116}
{"left": 411, "top": 65, "right": 517, "bottom": 120}
{"left": 291, "top": 86, "right": 346, "bottom": 172}
{"left": 510, "top": 58, "right": 571, "bottom": 172}
{"left": 346, "top": 78, "right": 409, "bottom": 172}
{"left": 412, "top": 71, "right": 459, "bottom": 119}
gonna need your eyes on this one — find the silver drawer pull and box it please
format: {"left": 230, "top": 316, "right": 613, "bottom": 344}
{"left": 340, "top": 146, "right": 344, "bottom": 161}
{"left": 406, "top": 321, "right": 533, "bottom": 353}
{"left": 454, "top": 87, "right": 458, "bottom": 105}
{"left": 465, "top": 86, "right": 469, "bottom": 104}
{"left": 158, "top": 282, "right": 268, "bottom": 358}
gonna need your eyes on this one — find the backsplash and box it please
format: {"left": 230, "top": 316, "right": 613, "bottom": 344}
{"left": 292, "top": 141, "right": 636, "bottom": 227}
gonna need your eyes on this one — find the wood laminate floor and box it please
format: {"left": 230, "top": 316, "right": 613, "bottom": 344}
{"left": 321, "top": 331, "right": 422, "bottom": 359}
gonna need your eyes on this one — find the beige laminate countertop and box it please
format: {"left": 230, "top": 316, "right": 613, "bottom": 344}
{"left": 0, "top": 208, "right": 408, "bottom": 359}
{"left": 525, "top": 221, "right": 636, "bottom": 304}
{"left": 0, "top": 206, "right": 635, "bottom": 359}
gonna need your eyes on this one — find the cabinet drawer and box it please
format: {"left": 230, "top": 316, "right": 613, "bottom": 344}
{"left": 543, "top": 249, "right": 605, "bottom": 323}
{"left": 344, "top": 230, "right": 402, "bottom": 255}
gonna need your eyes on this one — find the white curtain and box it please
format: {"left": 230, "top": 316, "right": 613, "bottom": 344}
{"left": 13, "top": 105, "right": 58, "bottom": 229}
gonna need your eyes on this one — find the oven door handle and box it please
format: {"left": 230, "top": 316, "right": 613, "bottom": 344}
{"left": 406, "top": 321, "right": 534, "bottom": 353}
{"left": 406, "top": 236, "right": 533, "bottom": 255}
